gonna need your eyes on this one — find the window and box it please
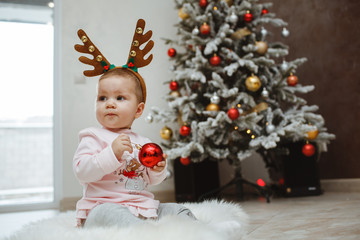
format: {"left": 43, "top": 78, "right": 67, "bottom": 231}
{"left": 0, "top": 1, "right": 55, "bottom": 209}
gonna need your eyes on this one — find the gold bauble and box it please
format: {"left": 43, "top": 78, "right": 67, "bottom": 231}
{"left": 306, "top": 129, "right": 319, "bottom": 140}
{"left": 255, "top": 41, "right": 268, "bottom": 55}
{"left": 170, "top": 91, "right": 181, "bottom": 97}
{"left": 206, "top": 103, "right": 220, "bottom": 112}
{"left": 178, "top": 7, "right": 190, "bottom": 20}
{"left": 245, "top": 74, "right": 261, "bottom": 92}
{"left": 160, "top": 126, "right": 173, "bottom": 140}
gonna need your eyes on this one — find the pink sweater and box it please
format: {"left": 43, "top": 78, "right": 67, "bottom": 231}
{"left": 73, "top": 127, "right": 167, "bottom": 221}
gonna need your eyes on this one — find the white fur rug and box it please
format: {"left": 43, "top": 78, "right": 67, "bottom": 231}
{"left": 4, "top": 200, "right": 248, "bottom": 240}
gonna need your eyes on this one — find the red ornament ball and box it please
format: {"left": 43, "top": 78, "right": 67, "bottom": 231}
{"left": 227, "top": 107, "right": 240, "bottom": 120}
{"left": 287, "top": 74, "right": 299, "bottom": 86}
{"left": 199, "top": 0, "right": 207, "bottom": 8}
{"left": 244, "top": 11, "right": 253, "bottom": 22}
{"left": 167, "top": 48, "right": 177, "bottom": 57}
{"left": 180, "top": 157, "right": 191, "bottom": 166}
{"left": 279, "top": 178, "right": 285, "bottom": 185}
{"left": 200, "top": 23, "right": 211, "bottom": 35}
{"left": 257, "top": 178, "right": 266, "bottom": 187}
{"left": 210, "top": 54, "right": 221, "bottom": 66}
{"left": 302, "top": 143, "right": 316, "bottom": 157}
{"left": 169, "top": 81, "right": 179, "bottom": 91}
{"left": 139, "top": 143, "right": 163, "bottom": 168}
{"left": 261, "top": 8, "right": 269, "bottom": 15}
{"left": 179, "top": 125, "right": 191, "bottom": 136}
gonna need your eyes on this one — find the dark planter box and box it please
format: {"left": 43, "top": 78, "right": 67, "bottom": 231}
{"left": 173, "top": 158, "right": 220, "bottom": 202}
{"left": 267, "top": 141, "right": 322, "bottom": 197}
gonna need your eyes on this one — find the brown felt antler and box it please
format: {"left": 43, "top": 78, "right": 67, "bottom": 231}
{"left": 74, "top": 19, "right": 154, "bottom": 102}
{"left": 126, "top": 19, "right": 154, "bottom": 69}
{"left": 74, "top": 30, "right": 111, "bottom": 77}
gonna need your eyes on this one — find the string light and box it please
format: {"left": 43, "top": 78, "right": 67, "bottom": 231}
{"left": 246, "top": 129, "right": 251, "bottom": 134}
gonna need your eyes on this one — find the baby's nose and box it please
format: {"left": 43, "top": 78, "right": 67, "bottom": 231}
{"left": 106, "top": 99, "right": 116, "bottom": 108}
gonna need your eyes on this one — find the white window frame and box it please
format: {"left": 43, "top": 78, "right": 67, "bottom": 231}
{"left": 0, "top": 0, "right": 62, "bottom": 212}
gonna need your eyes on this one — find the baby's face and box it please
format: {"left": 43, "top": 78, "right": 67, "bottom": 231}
{"left": 96, "top": 75, "right": 144, "bottom": 131}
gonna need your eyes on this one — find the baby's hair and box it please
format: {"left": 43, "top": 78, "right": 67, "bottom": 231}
{"left": 99, "top": 68, "right": 144, "bottom": 103}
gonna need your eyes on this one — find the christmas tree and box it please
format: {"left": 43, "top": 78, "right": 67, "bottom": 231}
{"left": 147, "top": 0, "right": 335, "bottom": 193}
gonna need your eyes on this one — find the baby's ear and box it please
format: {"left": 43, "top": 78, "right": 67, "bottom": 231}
{"left": 135, "top": 102, "right": 145, "bottom": 119}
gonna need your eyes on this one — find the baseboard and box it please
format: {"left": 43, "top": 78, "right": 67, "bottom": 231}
{"left": 60, "top": 197, "right": 79, "bottom": 212}
{"left": 321, "top": 178, "right": 360, "bottom": 192}
{"left": 60, "top": 191, "right": 175, "bottom": 212}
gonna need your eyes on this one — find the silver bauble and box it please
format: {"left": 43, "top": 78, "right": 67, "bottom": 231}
{"left": 260, "top": 27, "right": 268, "bottom": 37}
{"left": 166, "top": 170, "right": 173, "bottom": 179}
{"left": 229, "top": 13, "right": 238, "bottom": 23}
{"left": 266, "top": 124, "right": 275, "bottom": 133}
{"left": 210, "top": 94, "right": 220, "bottom": 104}
{"left": 281, "top": 27, "right": 290, "bottom": 37}
{"left": 192, "top": 27, "right": 199, "bottom": 35}
{"left": 281, "top": 60, "right": 289, "bottom": 71}
{"left": 261, "top": 88, "right": 269, "bottom": 98}
{"left": 145, "top": 114, "right": 153, "bottom": 123}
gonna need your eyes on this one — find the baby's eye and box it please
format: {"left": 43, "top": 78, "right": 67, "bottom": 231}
{"left": 98, "top": 96, "right": 107, "bottom": 101}
{"left": 117, "top": 96, "right": 125, "bottom": 101}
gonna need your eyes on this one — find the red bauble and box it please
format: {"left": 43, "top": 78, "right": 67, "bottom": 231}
{"left": 139, "top": 143, "right": 163, "bottom": 168}
{"left": 200, "top": 23, "right": 211, "bottom": 35}
{"left": 179, "top": 125, "right": 191, "bottom": 136}
{"left": 168, "top": 48, "right": 176, "bottom": 57}
{"left": 169, "top": 81, "right": 179, "bottom": 91}
{"left": 199, "top": 0, "right": 207, "bottom": 8}
{"left": 261, "top": 8, "right": 269, "bottom": 15}
{"left": 287, "top": 74, "right": 299, "bottom": 86}
{"left": 302, "top": 143, "right": 316, "bottom": 157}
{"left": 180, "top": 157, "right": 191, "bottom": 166}
{"left": 244, "top": 11, "right": 253, "bottom": 22}
{"left": 210, "top": 54, "right": 221, "bottom": 66}
{"left": 279, "top": 178, "right": 285, "bottom": 185}
{"left": 257, "top": 178, "right": 266, "bottom": 187}
{"left": 227, "top": 107, "right": 239, "bottom": 120}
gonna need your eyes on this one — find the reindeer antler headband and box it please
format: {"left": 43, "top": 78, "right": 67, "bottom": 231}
{"left": 74, "top": 19, "right": 154, "bottom": 103}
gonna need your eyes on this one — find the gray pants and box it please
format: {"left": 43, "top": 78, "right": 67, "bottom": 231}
{"left": 84, "top": 203, "right": 196, "bottom": 228}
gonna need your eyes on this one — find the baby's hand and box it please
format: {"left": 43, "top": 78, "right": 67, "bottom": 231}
{"left": 151, "top": 154, "right": 167, "bottom": 172}
{"left": 112, "top": 134, "right": 133, "bottom": 161}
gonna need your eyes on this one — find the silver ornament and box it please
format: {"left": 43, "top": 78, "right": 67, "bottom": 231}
{"left": 165, "top": 170, "right": 173, "bottom": 179}
{"left": 192, "top": 27, "right": 199, "bottom": 35}
{"left": 260, "top": 27, "right": 268, "bottom": 37}
{"left": 266, "top": 124, "right": 275, "bottom": 133}
{"left": 281, "top": 60, "right": 289, "bottom": 71}
{"left": 145, "top": 114, "right": 153, "bottom": 123}
{"left": 210, "top": 94, "right": 220, "bottom": 104}
{"left": 229, "top": 13, "right": 238, "bottom": 24}
{"left": 281, "top": 27, "right": 290, "bottom": 38}
{"left": 261, "top": 88, "right": 269, "bottom": 98}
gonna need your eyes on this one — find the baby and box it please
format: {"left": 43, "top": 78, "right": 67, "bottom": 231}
{"left": 73, "top": 20, "right": 195, "bottom": 228}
